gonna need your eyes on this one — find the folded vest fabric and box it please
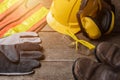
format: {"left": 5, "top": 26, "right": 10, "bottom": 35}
{"left": 0, "top": 0, "right": 48, "bottom": 38}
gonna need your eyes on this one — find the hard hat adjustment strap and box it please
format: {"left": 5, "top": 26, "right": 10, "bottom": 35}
{"left": 66, "top": 30, "right": 95, "bottom": 50}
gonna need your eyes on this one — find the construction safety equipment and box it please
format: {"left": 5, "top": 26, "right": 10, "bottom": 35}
{"left": 47, "top": 0, "right": 81, "bottom": 35}
{"left": 0, "top": 32, "right": 41, "bottom": 45}
{"left": 0, "top": 0, "right": 48, "bottom": 38}
{"left": 72, "top": 57, "right": 120, "bottom": 80}
{"left": 0, "top": 32, "right": 44, "bottom": 75}
{"left": 95, "top": 42, "right": 120, "bottom": 68}
{"left": 47, "top": 0, "right": 96, "bottom": 49}
{"left": 47, "top": 0, "right": 115, "bottom": 39}
{"left": 73, "top": 42, "right": 120, "bottom": 80}
{"left": 47, "top": 0, "right": 115, "bottom": 49}
{"left": 77, "top": 0, "right": 115, "bottom": 39}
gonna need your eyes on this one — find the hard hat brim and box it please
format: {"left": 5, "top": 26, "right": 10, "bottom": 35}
{"left": 46, "top": 12, "right": 80, "bottom": 35}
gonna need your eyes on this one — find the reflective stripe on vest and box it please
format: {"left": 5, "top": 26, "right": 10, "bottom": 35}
{"left": 0, "top": 0, "right": 19, "bottom": 14}
{"left": 3, "top": 7, "right": 48, "bottom": 37}
{"left": 0, "top": 0, "right": 48, "bottom": 38}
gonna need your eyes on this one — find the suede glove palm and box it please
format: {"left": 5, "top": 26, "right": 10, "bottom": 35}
{"left": 0, "top": 32, "right": 44, "bottom": 75}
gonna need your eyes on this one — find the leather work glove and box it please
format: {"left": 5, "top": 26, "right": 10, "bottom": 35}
{"left": 72, "top": 58, "right": 120, "bottom": 80}
{"left": 95, "top": 42, "right": 120, "bottom": 68}
{"left": 0, "top": 32, "right": 41, "bottom": 45}
{"left": 0, "top": 32, "right": 44, "bottom": 75}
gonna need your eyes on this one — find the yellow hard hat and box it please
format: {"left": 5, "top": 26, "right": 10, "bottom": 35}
{"left": 46, "top": 0, "right": 96, "bottom": 50}
{"left": 46, "top": 0, "right": 81, "bottom": 35}
{"left": 46, "top": 0, "right": 115, "bottom": 49}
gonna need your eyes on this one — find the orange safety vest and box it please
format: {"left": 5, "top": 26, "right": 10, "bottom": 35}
{"left": 0, "top": 0, "right": 48, "bottom": 38}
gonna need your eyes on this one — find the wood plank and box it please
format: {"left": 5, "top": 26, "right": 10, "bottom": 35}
{"left": 41, "top": 25, "right": 55, "bottom": 32}
{"left": 0, "top": 61, "right": 74, "bottom": 80}
{"left": 35, "top": 61, "right": 74, "bottom": 80}
{"left": 39, "top": 32, "right": 94, "bottom": 60}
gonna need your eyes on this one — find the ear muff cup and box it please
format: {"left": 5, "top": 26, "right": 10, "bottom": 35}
{"left": 95, "top": 8, "right": 114, "bottom": 33}
{"left": 81, "top": 17, "right": 102, "bottom": 39}
{"left": 81, "top": 8, "right": 114, "bottom": 39}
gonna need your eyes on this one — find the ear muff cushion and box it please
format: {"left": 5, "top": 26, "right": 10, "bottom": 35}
{"left": 81, "top": 17, "right": 101, "bottom": 39}
{"left": 96, "top": 8, "right": 114, "bottom": 34}
{"left": 81, "top": 9, "right": 114, "bottom": 39}
{"left": 105, "top": 11, "right": 114, "bottom": 34}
